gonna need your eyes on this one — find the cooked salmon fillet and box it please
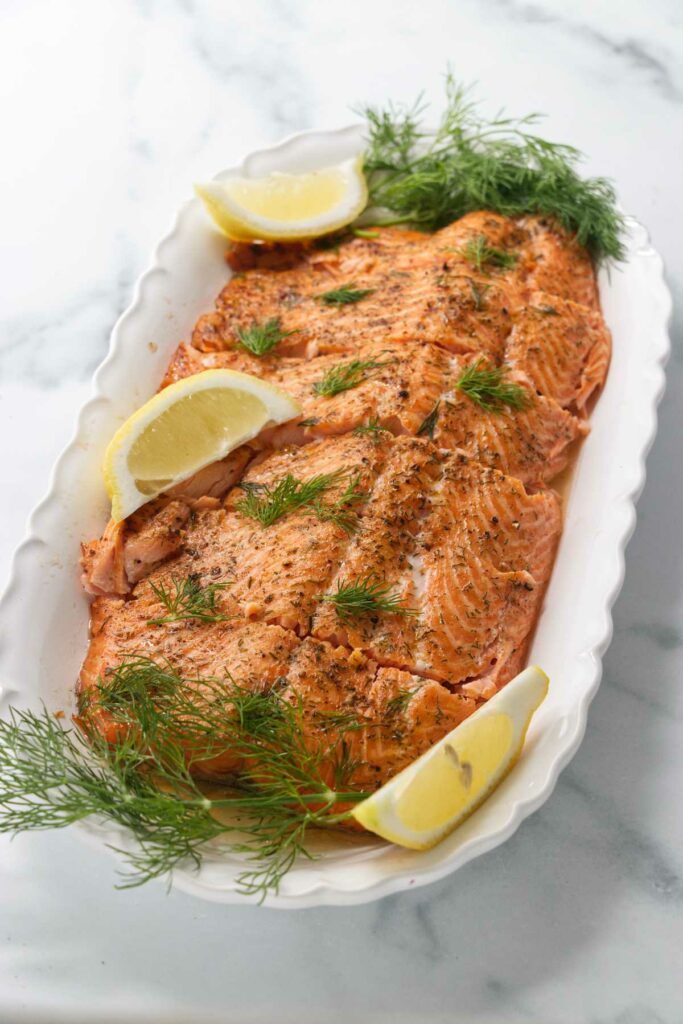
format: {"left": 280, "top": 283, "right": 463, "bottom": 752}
{"left": 80, "top": 207, "right": 607, "bottom": 796}
{"left": 281, "top": 638, "right": 477, "bottom": 792}
{"left": 162, "top": 342, "right": 585, "bottom": 488}
{"left": 312, "top": 440, "right": 561, "bottom": 688}
{"left": 506, "top": 295, "right": 611, "bottom": 410}
{"left": 163, "top": 339, "right": 448, "bottom": 444}
{"left": 518, "top": 215, "right": 600, "bottom": 311}
{"left": 433, "top": 361, "right": 588, "bottom": 486}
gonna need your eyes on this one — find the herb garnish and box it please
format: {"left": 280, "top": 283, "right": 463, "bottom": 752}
{"left": 236, "top": 468, "right": 365, "bottom": 533}
{"left": 0, "top": 659, "right": 369, "bottom": 899}
{"left": 361, "top": 75, "right": 625, "bottom": 263}
{"left": 456, "top": 360, "right": 531, "bottom": 413}
{"left": 458, "top": 235, "right": 519, "bottom": 273}
{"left": 468, "top": 279, "right": 491, "bottom": 311}
{"left": 236, "top": 470, "right": 343, "bottom": 527}
{"left": 308, "top": 472, "right": 368, "bottom": 536}
{"left": 386, "top": 687, "right": 420, "bottom": 716}
{"left": 312, "top": 356, "right": 393, "bottom": 398}
{"left": 235, "top": 318, "right": 296, "bottom": 357}
{"left": 353, "top": 417, "right": 391, "bottom": 441}
{"left": 417, "top": 401, "right": 441, "bottom": 439}
{"left": 534, "top": 304, "right": 559, "bottom": 315}
{"left": 320, "top": 573, "right": 417, "bottom": 622}
{"left": 148, "top": 575, "right": 231, "bottom": 625}
{"left": 318, "top": 283, "right": 375, "bottom": 306}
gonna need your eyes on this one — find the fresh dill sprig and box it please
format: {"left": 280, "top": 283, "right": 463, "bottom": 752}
{"left": 386, "top": 687, "right": 420, "bottom": 717}
{"left": 297, "top": 416, "right": 321, "bottom": 428}
{"left": 236, "top": 468, "right": 365, "bottom": 533}
{"left": 236, "top": 470, "right": 345, "bottom": 527}
{"left": 360, "top": 75, "right": 625, "bottom": 263}
{"left": 0, "top": 659, "right": 370, "bottom": 900}
{"left": 456, "top": 359, "right": 531, "bottom": 413}
{"left": 317, "top": 283, "right": 375, "bottom": 306}
{"left": 308, "top": 472, "right": 368, "bottom": 536}
{"left": 458, "top": 235, "right": 519, "bottom": 273}
{"left": 235, "top": 318, "right": 296, "bottom": 357}
{"left": 352, "top": 227, "right": 380, "bottom": 239}
{"left": 148, "top": 575, "right": 231, "bottom": 625}
{"left": 417, "top": 401, "right": 441, "bottom": 439}
{"left": 320, "top": 573, "right": 417, "bottom": 623}
{"left": 353, "top": 417, "right": 391, "bottom": 441}
{"left": 468, "top": 278, "right": 491, "bottom": 311}
{"left": 312, "top": 356, "right": 393, "bottom": 398}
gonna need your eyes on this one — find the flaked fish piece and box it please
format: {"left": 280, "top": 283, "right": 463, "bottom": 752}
{"left": 81, "top": 501, "right": 192, "bottom": 596}
{"left": 80, "top": 520, "right": 129, "bottom": 597}
{"left": 506, "top": 294, "right": 611, "bottom": 410}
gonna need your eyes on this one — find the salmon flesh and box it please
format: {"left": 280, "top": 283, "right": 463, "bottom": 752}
{"left": 80, "top": 210, "right": 610, "bottom": 794}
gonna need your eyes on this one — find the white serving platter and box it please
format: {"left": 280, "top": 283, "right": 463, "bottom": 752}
{"left": 0, "top": 125, "right": 672, "bottom": 908}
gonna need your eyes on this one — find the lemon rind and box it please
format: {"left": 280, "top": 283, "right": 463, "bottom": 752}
{"left": 195, "top": 156, "right": 368, "bottom": 242}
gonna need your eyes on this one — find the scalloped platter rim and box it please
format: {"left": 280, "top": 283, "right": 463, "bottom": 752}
{"left": 0, "top": 124, "right": 672, "bottom": 908}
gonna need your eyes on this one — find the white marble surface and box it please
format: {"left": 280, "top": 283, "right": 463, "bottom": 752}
{"left": 0, "top": 1, "right": 681, "bottom": 1021}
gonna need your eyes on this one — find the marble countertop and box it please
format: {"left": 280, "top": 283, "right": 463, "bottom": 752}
{"left": 0, "top": 1, "right": 681, "bottom": 1021}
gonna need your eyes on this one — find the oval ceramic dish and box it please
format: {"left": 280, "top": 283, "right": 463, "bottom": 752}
{"left": 0, "top": 125, "right": 672, "bottom": 907}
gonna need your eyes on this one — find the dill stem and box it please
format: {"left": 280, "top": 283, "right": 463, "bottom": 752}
{"left": 362, "top": 215, "right": 414, "bottom": 228}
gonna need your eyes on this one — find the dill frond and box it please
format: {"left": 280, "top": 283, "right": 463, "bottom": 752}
{"left": 456, "top": 359, "right": 531, "bottom": 413}
{"left": 148, "top": 575, "right": 231, "bottom": 625}
{"left": 0, "top": 659, "right": 371, "bottom": 900}
{"left": 312, "top": 356, "right": 394, "bottom": 398}
{"left": 235, "top": 318, "right": 296, "bottom": 357}
{"left": 360, "top": 75, "right": 625, "bottom": 263}
{"left": 235, "top": 469, "right": 346, "bottom": 527}
{"left": 417, "top": 401, "right": 441, "bottom": 439}
{"left": 468, "top": 278, "right": 491, "bottom": 310}
{"left": 386, "top": 687, "right": 421, "bottom": 717}
{"left": 307, "top": 472, "right": 368, "bottom": 535}
{"left": 458, "top": 235, "right": 519, "bottom": 273}
{"left": 353, "top": 417, "right": 391, "bottom": 442}
{"left": 320, "top": 573, "right": 417, "bottom": 622}
{"left": 236, "top": 468, "right": 366, "bottom": 534}
{"left": 317, "top": 283, "right": 375, "bottom": 306}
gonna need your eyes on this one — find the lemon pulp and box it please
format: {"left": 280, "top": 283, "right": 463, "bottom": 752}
{"left": 128, "top": 389, "right": 266, "bottom": 484}
{"left": 224, "top": 169, "right": 348, "bottom": 222}
{"left": 396, "top": 714, "right": 513, "bottom": 831}
{"left": 195, "top": 156, "right": 367, "bottom": 242}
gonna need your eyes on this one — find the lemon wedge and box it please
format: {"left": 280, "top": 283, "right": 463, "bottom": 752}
{"left": 195, "top": 156, "right": 368, "bottom": 242}
{"left": 352, "top": 666, "right": 548, "bottom": 849}
{"left": 103, "top": 370, "right": 301, "bottom": 521}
